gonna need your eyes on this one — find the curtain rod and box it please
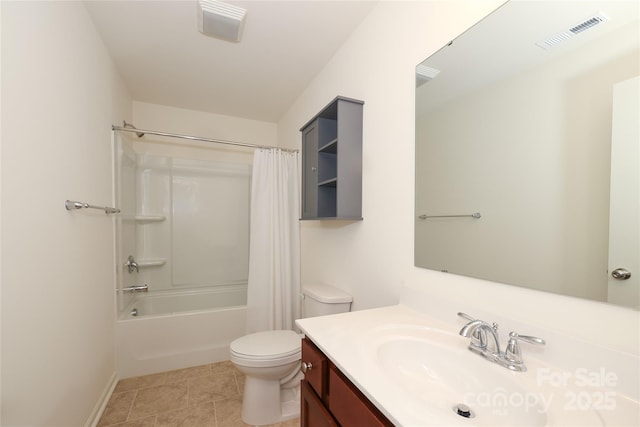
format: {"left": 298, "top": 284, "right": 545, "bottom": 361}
{"left": 112, "top": 125, "right": 299, "bottom": 153}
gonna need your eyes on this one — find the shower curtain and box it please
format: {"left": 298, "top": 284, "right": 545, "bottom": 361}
{"left": 245, "top": 148, "right": 301, "bottom": 333}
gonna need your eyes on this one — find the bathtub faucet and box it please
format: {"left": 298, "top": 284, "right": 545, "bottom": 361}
{"left": 123, "top": 284, "right": 148, "bottom": 293}
{"left": 125, "top": 255, "right": 139, "bottom": 274}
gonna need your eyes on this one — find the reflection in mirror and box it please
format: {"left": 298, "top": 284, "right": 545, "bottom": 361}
{"left": 414, "top": 0, "right": 639, "bottom": 309}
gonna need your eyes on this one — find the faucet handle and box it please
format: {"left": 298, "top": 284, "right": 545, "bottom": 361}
{"left": 505, "top": 331, "right": 545, "bottom": 365}
{"left": 125, "top": 255, "right": 139, "bottom": 274}
{"left": 515, "top": 333, "right": 545, "bottom": 346}
{"left": 457, "top": 312, "right": 475, "bottom": 321}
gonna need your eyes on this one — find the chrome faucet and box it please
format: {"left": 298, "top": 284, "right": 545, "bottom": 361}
{"left": 459, "top": 318, "right": 502, "bottom": 356}
{"left": 125, "top": 255, "right": 139, "bottom": 274}
{"left": 458, "top": 312, "right": 544, "bottom": 372}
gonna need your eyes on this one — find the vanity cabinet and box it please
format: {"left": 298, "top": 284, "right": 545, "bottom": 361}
{"left": 301, "top": 338, "right": 393, "bottom": 427}
{"left": 300, "top": 96, "right": 363, "bottom": 220}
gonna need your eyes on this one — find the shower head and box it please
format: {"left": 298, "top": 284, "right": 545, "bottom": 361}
{"left": 123, "top": 121, "right": 145, "bottom": 138}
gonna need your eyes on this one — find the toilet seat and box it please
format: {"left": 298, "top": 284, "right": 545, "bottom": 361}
{"left": 230, "top": 330, "right": 301, "bottom": 367}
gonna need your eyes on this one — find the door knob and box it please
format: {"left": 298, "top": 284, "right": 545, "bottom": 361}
{"left": 611, "top": 268, "right": 631, "bottom": 280}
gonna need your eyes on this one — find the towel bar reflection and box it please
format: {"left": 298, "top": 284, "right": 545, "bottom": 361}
{"left": 65, "top": 200, "right": 120, "bottom": 214}
{"left": 418, "top": 212, "right": 481, "bottom": 220}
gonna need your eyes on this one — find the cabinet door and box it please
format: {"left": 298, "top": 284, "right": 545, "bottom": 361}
{"left": 302, "top": 122, "right": 318, "bottom": 219}
{"left": 301, "top": 338, "right": 327, "bottom": 399}
{"left": 301, "top": 380, "right": 339, "bottom": 427}
{"left": 328, "top": 364, "right": 394, "bottom": 427}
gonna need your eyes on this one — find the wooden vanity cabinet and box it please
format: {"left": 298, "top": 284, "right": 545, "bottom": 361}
{"left": 301, "top": 381, "right": 338, "bottom": 427}
{"left": 301, "top": 337, "right": 394, "bottom": 427}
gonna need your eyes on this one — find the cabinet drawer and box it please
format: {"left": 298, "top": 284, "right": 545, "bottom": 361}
{"left": 302, "top": 338, "right": 328, "bottom": 399}
{"left": 328, "top": 364, "right": 394, "bottom": 427}
{"left": 301, "top": 380, "right": 339, "bottom": 427}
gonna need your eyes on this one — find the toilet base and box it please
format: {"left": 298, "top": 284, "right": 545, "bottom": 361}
{"left": 241, "top": 376, "right": 300, "bottom": 425}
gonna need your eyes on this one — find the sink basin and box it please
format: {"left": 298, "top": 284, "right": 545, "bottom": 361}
{"left": 362, "top": 326, "right": 548, "bottom": 426}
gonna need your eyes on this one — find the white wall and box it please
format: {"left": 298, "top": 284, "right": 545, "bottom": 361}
{"left": 1, "top": 2, "right": 132, "bottom": 425}
{"left": 133, "top": 101, "right": 278, "bottom": 148}
{"left": 279, "top": 0, "right": 639, "bottom": 355}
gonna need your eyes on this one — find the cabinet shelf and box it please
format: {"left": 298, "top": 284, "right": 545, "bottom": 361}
{"left": 137, "top": 259, "right": 166, "bottom": 268}
{"left": 318, "top": 178, "right": 337, "bottom": 187}
{"left": 134, "top": 215, "right": 166, "bottom": 223}
{"left": 318, "top": 139, "right": 337, "bottom": 153}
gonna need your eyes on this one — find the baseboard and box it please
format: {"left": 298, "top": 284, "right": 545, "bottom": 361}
{"left": 84, "top": 371, "right": 118, "bottom": 427}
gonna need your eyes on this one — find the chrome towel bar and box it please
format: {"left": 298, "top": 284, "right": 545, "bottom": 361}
{"left": 65, "top": 200, "right": 120, "bottom": 214}
{"left": 418, "top": 212, "right": 481, "bottom": 220}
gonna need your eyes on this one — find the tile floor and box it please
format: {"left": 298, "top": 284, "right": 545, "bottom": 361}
{"left": 98, "top": 361, "right": 300, "bottom": 427}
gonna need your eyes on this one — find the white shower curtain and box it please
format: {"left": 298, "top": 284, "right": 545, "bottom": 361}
{"left": 245, "top": 148, "right": 301, "bottom": 333}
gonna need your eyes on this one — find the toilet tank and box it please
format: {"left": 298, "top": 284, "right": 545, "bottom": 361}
{"left": 301, "top": 283, "right": 352, "bottom": 318}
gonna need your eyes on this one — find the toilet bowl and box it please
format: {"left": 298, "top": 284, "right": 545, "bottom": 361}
{"left": 230, "top": 283, "right": 352, "bottom": 425}
{"left": 230, "top": 330, "right": 302, "bottom": 425}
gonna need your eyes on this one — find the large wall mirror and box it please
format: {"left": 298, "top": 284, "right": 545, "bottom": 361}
{"left": 415, "top": 0, "right": 639, "bottom": 309}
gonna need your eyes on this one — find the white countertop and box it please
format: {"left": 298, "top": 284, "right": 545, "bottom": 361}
{"left": 296, "top": 304, "right": 640, "bottom": 427}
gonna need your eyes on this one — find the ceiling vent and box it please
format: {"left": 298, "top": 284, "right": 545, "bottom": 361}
{"left": 416, "top": 64, "right": 440, "bottom": 87}
{"left": 536, "top": 12, "right": 609, "bottom": 50}
{"left": 198, "top": 0, "right": 247, "bottom": 43}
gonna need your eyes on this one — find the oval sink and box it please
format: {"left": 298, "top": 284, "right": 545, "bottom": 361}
{"left": 372, "top": 329, "right": 548, "bottom": 426}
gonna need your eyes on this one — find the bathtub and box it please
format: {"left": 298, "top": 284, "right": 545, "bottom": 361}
{"left": 115, "top": 285, "right": 247, "bottom": 379}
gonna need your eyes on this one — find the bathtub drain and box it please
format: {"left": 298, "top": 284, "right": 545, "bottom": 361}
{"left": 130, "top": 308, "right": 138, "bottom": 317}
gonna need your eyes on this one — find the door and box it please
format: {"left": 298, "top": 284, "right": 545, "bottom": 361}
{"left": 607, "top": 76, "right": 639, "bottom": 308}
{"left": 302, "top": 122, "right": 319, "bottom": 219}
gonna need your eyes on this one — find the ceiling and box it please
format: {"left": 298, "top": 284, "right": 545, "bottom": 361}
{"left": 416, "top": 0, "right": 640, "bottom": 115}
{"left": 84, "top": 0, "right": 377, "bottom": 123}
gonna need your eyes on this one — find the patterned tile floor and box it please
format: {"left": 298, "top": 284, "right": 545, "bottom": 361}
{"left": 98, "top": 361, "right": 299, "bottom": 427}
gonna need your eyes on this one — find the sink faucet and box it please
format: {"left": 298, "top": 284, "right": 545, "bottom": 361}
{"left": 457, "top": 312, "right": 545, "bottom": 372}
{"left": 459, "top": 318, "right": 501, "bottom": 356}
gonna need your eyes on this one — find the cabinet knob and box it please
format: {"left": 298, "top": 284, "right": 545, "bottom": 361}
{"left": 301, "top": 361, "right": 313, "bottom": 373}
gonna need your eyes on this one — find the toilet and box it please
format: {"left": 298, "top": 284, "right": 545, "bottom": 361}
{"left": 230, "top": 283, "right": 352, "bottom": 426}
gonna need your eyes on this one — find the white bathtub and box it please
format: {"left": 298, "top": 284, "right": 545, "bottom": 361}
{"left": 115, "top": 285, "right": 247, "bottom": 378}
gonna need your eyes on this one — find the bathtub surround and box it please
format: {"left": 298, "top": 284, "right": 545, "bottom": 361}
{"left": 246, "top": 148, "right": 301, "bottom": 333}
{"left": 112, "top": 129, "right": 254, "bottom": 380}
{"left": 113, "top": 133, "right": 253, "bottom": 304}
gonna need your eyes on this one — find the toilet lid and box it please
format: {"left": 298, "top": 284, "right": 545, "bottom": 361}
{"left": 230, "top": 330, "right": 301, "bottom": 359}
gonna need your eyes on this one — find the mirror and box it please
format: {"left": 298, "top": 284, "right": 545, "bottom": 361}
{"left": 415, "top": 0, "right": 639, "bottom": 309}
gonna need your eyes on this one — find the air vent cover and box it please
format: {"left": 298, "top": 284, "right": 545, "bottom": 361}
{"left": 198, "top": 0, "right": 247, "bottom": 43}
{"left": 536, "top": 12, "right": 609, "bottom": 50}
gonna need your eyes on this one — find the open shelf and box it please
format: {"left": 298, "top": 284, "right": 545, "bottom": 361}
{"left": 134, "top": 215, "right": 166, "bottom": 223}
{"left": 319, "top": 139, "right": 338, "bottom": 153}
{"left": 137, "top": 259, "right": 167, "bottom": 268}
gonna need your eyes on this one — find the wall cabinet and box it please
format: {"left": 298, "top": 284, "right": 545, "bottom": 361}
{"left": 301, "top": 338, "right": 393, "bottom": 427}
{"left": 300, "top": 96, "right": 364, "bottom": 220}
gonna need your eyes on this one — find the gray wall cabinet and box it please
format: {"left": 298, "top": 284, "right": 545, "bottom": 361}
{"left": 300, "top": 96, "right": 364, "bottom": 220}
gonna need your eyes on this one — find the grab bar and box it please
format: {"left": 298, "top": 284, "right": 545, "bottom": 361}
{"left": 65, "top": 200, "right": 120, "bottom": 214}
{"left": 122, "top": 284, "right": 148, "bottom": 293}
{"left": 418, "top": 212, "right": 481, "bottom": 219}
